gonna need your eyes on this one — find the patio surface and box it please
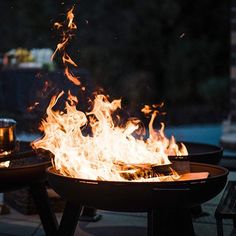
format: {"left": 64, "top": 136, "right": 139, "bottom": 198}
{"left": 0, "top": 174, "right": 236, "bottom": 236}
{"left": 0, "top": 123, "right": 236, "bottom": 236}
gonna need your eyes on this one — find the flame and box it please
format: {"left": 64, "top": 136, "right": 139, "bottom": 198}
{"left": 32, "top": 6, "right": 188, "bottom": 182}
{"left": 67, "top": 6, "right": 77, "bottom": 29}
{"left": 27, "top": 102, "right": 40, "bottom": 112}
{"left": 42, "top": 80, "right": 50, "bottom": 93}
{"left": 51, "top": 36, "right": 68, "bottom": 61}
{"left": 0, "top": 161, "right": 10, "bottom": 168}
{"left": 51, "top": 6, "right": 81, "bottom": 86}
{"left": 64, "top": 67, "right": 81, "bottom": 86}
{"left": 62, "top": 53, "right": 77, "bottom": 67}
{"left": 33, "top": 92, "right": 187, "bottom": 181}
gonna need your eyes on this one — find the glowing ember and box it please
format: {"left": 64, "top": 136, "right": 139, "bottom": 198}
{"left": 32, "top": 6, "right": 188, "bottom": 182}
{"left": 27, "top": 102, "right": 39, "bottom": 112}
{"left": 0, "top": 159, "right": 10, "bottom": 168}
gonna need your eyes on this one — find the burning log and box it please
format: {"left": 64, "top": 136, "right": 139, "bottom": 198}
{"left": 114, "top": 161, "right": 173, "bottom": 180}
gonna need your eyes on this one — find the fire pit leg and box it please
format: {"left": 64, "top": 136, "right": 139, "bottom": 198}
{"left": 147, "top": 208, "right": 195, "bottom": 236}
{"left": 57, "top": 201, "right": 82, "bottom": 236}
{"left": 30, "top": 183, "right": 58, "bottom": 236}
{"left": 147, "top": 209, "right": 159, "bottom": 236}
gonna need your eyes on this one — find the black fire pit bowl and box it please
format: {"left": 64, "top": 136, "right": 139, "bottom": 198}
{"left": 47, "top": 162, "right": 228, "bottom": 212}
{"left": 0, "top": 141, "right": 51, "bottom": 192}
{"left": 169, "top": 141, "right": 223, "bottom": 164}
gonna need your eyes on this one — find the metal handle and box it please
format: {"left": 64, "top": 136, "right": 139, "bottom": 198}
{"left": 152, "top": 187, "right": 190, "bottom": 191}
{"left": 79, "top": 180, "right": 99, "bottom": 185}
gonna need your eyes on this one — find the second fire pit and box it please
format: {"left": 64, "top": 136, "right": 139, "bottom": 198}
{"left": 47, "top": 162, "right": 228, "bottom": 236}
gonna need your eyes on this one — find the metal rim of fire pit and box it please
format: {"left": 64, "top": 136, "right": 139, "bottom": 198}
{"left": 47, "top": 162, "right": 228, "bottom": 211}
{"left": 0, "top": 141, "right": 51, "bottom": 192}
{"left": 169, "top": 141, "right": 223, "bottom": 164}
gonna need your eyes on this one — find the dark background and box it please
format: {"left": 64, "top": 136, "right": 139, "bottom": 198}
{"left": 0, "top": 0, "right": 230, "bottom": 129}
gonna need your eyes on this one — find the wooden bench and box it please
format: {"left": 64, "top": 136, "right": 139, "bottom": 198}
{"left": 215, "top": 181, "right": 236, "bottom": 236}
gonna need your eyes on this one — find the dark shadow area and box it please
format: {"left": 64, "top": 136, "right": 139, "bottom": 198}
{"left": 77, "top": 224, "right": 147, "bottom": 236}
{"left": 0, "top": 1, "right": 230, "bottom": 130}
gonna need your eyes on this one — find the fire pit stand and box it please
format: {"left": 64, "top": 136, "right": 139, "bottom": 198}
{"left": 54, "top": 201, "right": 195, "bottom": 236}
{"left": 2, "top": 179, "right": 58, "bottom": 236}
{"left": 147, "top": 208, "right": 194, "bottom": 236}
{"left": 47, "top": 162, "right": 228, "bottom": 236}
{"left": 57, "top": 202, "right": 82, "bottom": 236}
{"left": 29, "top": 183, "right": 58, "bottom": 235}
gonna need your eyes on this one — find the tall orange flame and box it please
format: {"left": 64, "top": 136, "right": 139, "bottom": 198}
{"left": 51, "top": 6, "right": 81, "bottom": 86}
{"left": 67, "top": 6, "right": 77, "bottom": 29}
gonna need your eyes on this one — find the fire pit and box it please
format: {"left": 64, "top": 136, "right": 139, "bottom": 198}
{"left": 0, "top": 141, "right": 58, "bottom": 235}
{"left": 0, "top": 141, "right": 50, "bottom": 192}
{"left": 47, "top": 162, "right": 228, "bottom": 236}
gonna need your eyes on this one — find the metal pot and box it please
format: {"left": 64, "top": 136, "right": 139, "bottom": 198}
{"left": 0, "top": 118, "right": 17, "bottom": 156}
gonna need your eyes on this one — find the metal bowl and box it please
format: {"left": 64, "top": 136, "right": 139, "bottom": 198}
{"left": 0, "top": 118, "right": 17, "bottom": 156}
{"left": 47, "top": 162, "right": 228, "bottom": 211}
